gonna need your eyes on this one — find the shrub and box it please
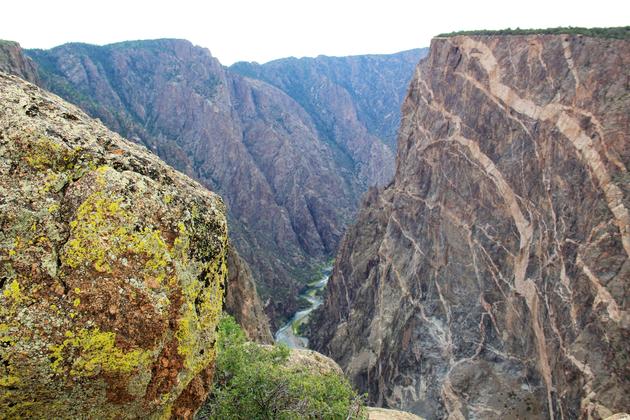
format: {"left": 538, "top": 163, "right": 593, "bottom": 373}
{"left": 438, "top": 26, "right": 630, "bottom": 39}
{"left": 196, "top": 315, "right": 364, "bottom": 419}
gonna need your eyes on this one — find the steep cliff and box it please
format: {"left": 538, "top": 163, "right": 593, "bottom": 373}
{"left": 230, "top": 49, "right": 425, "bottom": 187}
{"left": 0, "top": 73, "right": 228, "bottom": 418}
{"left": 24, "top": 40, "right": 421, "bottom": 327}
{"left": 309, "top": 33, "right": 629, "bottom": 419}
{"left": 0, "top": 40, "right": 38, "bottom": 83}
{"left": 224, "top": 247, "right": 273, "bottom": 343}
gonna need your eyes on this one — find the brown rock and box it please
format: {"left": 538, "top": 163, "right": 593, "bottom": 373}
{"left": 0, "top": 40, "right": 38, "bottom": 83}
{"left": 284, "top": 348, "right": 344, "bottom": 376}
{"left": 224, "top": 247, "right": 273, "bottom": 343}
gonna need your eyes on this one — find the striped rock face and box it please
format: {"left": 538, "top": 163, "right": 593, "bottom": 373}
{"left": 0, "top": 73, "right": 228, "bottom": 419}
{"left": 309, "top": 34, "right": 629, "bottom": 419}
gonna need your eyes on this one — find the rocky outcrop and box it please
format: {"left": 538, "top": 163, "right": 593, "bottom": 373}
{"left": 284, "top": 348, "right": 344, "bottom": 376}
{"left": 309, "top": 33, "right": 629, "bottom": 419}
{"left": 0, "top": 40, "right": 38, "bottom": 84}
{"left": 224, "top": 248, "right": 273, "bottom": 343}
{"left": 279, "top": 347, "right": 425, "bottom": 419}
{"left": 25, "top": 40, "right": 422, "bottom": 327}
{"left": 0, "top": 73, "right": 228, "bottom": 418}
{"left": 367, "top": 407, "right": 424, "bottom": 420}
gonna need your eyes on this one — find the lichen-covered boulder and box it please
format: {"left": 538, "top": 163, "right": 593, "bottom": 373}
{"left": 0, "top": 72, "right": 228, "bottom": 418}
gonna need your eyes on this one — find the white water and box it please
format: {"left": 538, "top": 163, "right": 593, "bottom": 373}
{"left": 274, "top": 267, "right": 331, "bottom": 349}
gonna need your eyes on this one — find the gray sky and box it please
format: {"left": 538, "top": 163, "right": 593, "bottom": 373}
{"left": 2, "top": 0, "right": 628, "bottom": 65}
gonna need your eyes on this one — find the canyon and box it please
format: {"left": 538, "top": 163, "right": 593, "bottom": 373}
{"left": 308, "top": 32, "right": 629, "bottom": 419}
{"left": 17, "top": 40, "right": 425, "bottom": 328}
{"left": 2, "top": 28, "right": 628, "bottom": 419}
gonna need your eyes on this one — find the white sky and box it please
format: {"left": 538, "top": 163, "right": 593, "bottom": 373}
{"left": 2, "top": 0, "right": 628, "bottom": 65}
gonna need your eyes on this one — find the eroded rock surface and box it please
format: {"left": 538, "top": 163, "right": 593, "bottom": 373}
{"left": 224, "top": 247, "right": 273, "bottom": 343}
{"left": 0, "top": 73, "right": 228, "bottom": 418}
{"left": 309, "top": 34, "right": 629, "bottom": 419}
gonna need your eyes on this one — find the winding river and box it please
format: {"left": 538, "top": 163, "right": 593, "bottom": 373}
{"left": 274, "top": 266, "right": 332, "bottom": 349}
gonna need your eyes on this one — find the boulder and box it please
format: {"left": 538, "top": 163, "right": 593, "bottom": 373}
{"left": 0, "top": 73, "right": 228, "bottom": 418}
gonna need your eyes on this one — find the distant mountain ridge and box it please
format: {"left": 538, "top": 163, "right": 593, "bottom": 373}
{"left": 231, "top": 48, "right": 425, "bottom": 187}
{"left": 20, "top": 39, "right": 425, "bottom": 327}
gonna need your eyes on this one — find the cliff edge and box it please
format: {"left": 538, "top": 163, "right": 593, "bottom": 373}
{"left": 309, "top": 33, "right": 629, "bottom": 419}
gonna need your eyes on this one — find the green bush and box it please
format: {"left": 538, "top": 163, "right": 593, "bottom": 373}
{"left": 196, "top": 315, "right": 364, "bottom": 419}
{"left": 438, "top": 26, "right": 630, "bottom": 39}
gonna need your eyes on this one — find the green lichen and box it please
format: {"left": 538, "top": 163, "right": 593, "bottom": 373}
{"left": 21, "top": 136, "right": 96, "bottom": 196}
{"left": 49, "top": 328, "right": 152, "bottom": 377}
{"left": 0, "top": 323, "right": 14, "bottom": 347}
{"left": 63, "top": 191, "right": 130, "bottom": 272}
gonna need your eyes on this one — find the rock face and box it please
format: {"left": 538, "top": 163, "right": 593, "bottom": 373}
{"left": 0, "top": 73, "right": 228, "bottom": 418}
{"left": 26, "top": 40, "right": 424, "bottom": 327}
{"left": 230, "top": 49, "right": 425, "bottom": 187}
{"left": 0, "top": 40, "right": 39, "bottom": 84}
{"left": 309, "top": 34, "right": 629, "bottom": 419}
{"left": 224, "top": 248, "right": 273, "bottom": 343}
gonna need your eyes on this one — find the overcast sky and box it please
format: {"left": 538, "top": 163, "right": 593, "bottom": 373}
{"left": 3, "top": 0, "right": 628, "bottom": 65}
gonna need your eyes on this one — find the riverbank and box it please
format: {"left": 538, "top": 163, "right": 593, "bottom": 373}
{"left": 274, "top": 266, "right": 332, "bottom": 348}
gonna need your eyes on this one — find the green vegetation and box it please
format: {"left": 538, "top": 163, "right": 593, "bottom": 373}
{"left": 197, "top": 316, "right": 364, "bottom": 419}
{"left": 296, "top": 295, "right": 312, "bottom": 311}
{"left": 438, "top": 26, "right": 630, "bottom": 39}
{"left": 0, "top": 39, "right": 19, "bottom": 47}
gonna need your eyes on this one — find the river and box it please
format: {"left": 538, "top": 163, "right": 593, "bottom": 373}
{"left": 274, "top": 266, "right": 332, "bottom": 349}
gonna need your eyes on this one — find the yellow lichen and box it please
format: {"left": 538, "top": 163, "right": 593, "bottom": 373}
{"left": 132, "top": 227, "right": 171, "bottom": 285}
{"left": 174, "top": 233, "right": 227, "bottom": 374}
{"left": 49, "top": 328, "right": 151, "bottom": 378}
{"left": 62, "top": 174, "right": 172, "bottom": 284}
{"left": 24, "top": 136, "right": 81, "bottom": 173}
{"left": 172, "top": 222, "right": 190, "bottom": 261}
{"left": 0, "top": 375, "right": 19, "bottom": 387}
{"left": 0, "top": 323, "right": 13, "bottom": 346}
{"left": 2, "top": 280, "right": 21, "bottom": 302}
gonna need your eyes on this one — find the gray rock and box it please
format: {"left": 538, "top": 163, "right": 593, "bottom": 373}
{"left": 309, "top": 34, "right": 630, "bottom": 419}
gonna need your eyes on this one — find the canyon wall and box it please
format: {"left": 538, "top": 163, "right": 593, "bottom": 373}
{"left": 309, "top": 33, "right": 629, "bottom": 419}
{"left": 230, "top": 49, "right": 425, "bottom": 187}
{"left": 0, "top": 40, "right": 38, "bottom": 83}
